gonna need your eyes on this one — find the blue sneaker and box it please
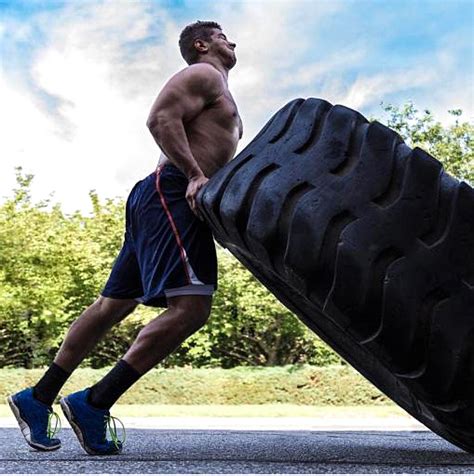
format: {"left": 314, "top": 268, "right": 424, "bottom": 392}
{"left": 7, "top": 388, "right": 61, "bottom": 451}
{"left": 60, "top": 389, "right": 125, "bottom": 455}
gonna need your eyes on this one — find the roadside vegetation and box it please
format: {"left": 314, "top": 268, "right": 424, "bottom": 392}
{"left": 0, "top": 103, "right": 471, "bottom": 370}
{"left": 0, "top": 365, "right": 389, "bottom": 406}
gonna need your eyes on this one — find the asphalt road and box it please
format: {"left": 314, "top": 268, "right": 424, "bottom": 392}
{"left": 2, "top": 424, "right": 474, "bottom": 474}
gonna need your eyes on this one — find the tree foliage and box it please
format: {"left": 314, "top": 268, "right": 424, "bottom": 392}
{"left": 0, "top": 102, "right": 471, "bottom": 368}
{"left": 381, "top": 102, "right": 473, "bottom": 184}
{"left": 0, "top": 168, "right": 126, "bottom": 367}
{"left": 0, "top": 168, "right": 338, "bottom": 368}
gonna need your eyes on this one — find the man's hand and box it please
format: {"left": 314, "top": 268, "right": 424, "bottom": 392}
{"left": 186, "top": 174, "right": 209, "bottom": 217}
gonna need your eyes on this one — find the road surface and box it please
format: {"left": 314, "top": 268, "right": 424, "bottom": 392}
{"left": 1, "top": 417, "right": 474, "bottom": 473}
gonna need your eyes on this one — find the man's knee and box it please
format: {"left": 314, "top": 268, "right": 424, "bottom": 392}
{"left": 168, "top": 295, "right": 212, "bottom": 331}
{"left": 79, "top": 296, "right": 138, "bottom": 326}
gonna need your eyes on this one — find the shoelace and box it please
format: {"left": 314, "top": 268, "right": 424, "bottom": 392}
{"left": 105, "top": 415, "right": 126, "bottom": 449}
{"left": 47, "top": 410, "right": 61, "bottom": 439}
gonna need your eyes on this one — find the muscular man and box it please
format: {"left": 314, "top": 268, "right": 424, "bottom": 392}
{"left": 8, "top": 21, "right": 241, "bottom": 456}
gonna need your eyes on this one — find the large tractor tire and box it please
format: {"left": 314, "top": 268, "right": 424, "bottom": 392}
{"left": 198, "top": 98, "right": 474, "bottom": 452}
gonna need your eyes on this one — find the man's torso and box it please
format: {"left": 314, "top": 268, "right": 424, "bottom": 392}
{"left": 159, "top": 82, "right": 242, "bottom": 178}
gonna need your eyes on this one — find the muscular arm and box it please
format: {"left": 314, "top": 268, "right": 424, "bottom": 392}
{"left": 146, "top": 64, "right": 224, "bottom": 180}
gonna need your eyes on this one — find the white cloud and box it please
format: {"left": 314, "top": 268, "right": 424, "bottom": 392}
{"left": 0, "top": 0, "right": 471, "bottom": 213}
{"left": 0, "top": 73, "right": 62, "bottom": 201}
{"left": 278, "top": 46, "right": 367, "bottom": 90}
{"left": 208, "top": 0, "right": 346, "bottom": 145}
{"left": 1, "top": 0, "right": 346, "bottom": 212}
{"left": 1, "top": 1, "right": 181, "bottom": 213}
{"left": 341, "top": 42, "right": 473, "bottom": 124}
{"left": 343, "top": 67, "right": 438, "bottom": 110}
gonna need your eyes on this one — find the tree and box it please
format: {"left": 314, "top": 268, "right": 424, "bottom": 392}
{"left": 0, "top": 168, "right": 130, "bottom": 367}
{"left": 0, "top": 102, "right": 471, "bottom": 368}
{"left": 0, "top": 168, "right": 72, "bottom": 366}
{"left": 381, "top": 103, "right": 473, "bottom": 184}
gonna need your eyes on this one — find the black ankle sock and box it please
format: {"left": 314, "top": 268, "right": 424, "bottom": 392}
{"left": 33, "top": 363, "right": 71, "bottom": 406}
{"left": 88, "top": 359, "right": 142, "bottom": 410}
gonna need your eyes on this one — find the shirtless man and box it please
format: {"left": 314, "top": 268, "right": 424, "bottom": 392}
{"left": 8, "top": 21, "right": 241, "bottom": 456}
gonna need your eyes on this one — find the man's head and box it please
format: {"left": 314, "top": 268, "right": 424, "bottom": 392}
{"left": 179, "top": 21, "right": 236, "bottom": 69}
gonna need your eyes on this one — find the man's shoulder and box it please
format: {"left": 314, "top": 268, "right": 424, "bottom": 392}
{"left": 171, "top": 64, "right": 223, "bottom": 97}
{"left": 174, "top": 64, "right": 222, "bottom": 85}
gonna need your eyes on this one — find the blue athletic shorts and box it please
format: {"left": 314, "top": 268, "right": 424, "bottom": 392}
{"left": 101, "top": 163, "right": 217, "bottom": 307}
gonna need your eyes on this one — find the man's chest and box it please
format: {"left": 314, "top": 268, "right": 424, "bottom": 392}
{"left": 211, "top": 92, "right": 241, "bottom": 126}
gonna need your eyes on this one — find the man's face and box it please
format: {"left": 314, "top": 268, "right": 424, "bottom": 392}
{"left": 208, "top": 29, "right": 237, "bottom": 68}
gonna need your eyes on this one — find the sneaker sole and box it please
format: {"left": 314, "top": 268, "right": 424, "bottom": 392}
{"left": 60, "top": 397, "right": 121, "bottom": 456}
{"left": 7, "top": 396, "right": 61, "bottom": 452}
{"left": 59, "top": 397, "right": 94, "bottom": 455}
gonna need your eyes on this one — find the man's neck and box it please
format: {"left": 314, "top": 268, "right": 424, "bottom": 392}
{"left": 198, "top": 58, "right": 229, "bottom": 81}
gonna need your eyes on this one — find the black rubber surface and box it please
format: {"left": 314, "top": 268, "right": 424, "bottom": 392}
{"left": 198, "top": 98, "right": 474, "bottom": 453}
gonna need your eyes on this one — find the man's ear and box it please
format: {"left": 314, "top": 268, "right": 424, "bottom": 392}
{"left": 194, "top": 39, "right": 209, "bottom": 54}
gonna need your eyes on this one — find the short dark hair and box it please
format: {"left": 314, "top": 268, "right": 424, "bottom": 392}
{"left": 179, "top": 20, "right": 222, "bottom": 65}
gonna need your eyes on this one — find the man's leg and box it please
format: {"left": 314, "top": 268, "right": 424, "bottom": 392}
{"left": 8, "top": 296, "right": 137, "bottom": 451}
{"left": 33, "top": 296, "right": 138, "bottom": 405}
{"left": 89, "top": 294, "right": 212, "bottom": 408}
{"left": 55, "top": 296, "right": 139, "bottom": 373}
{"left": 124, "top": 294, "right": 212, "bottom": 372}
{"left": 60, "top": 294, "right": 212, "bottom": 455}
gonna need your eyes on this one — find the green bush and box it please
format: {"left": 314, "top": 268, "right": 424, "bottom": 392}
{"left": 0, "top": 365, "right": 389, "bottom": 405}
{"left": 0, "top": 171, "right": 339, "bottom": 369}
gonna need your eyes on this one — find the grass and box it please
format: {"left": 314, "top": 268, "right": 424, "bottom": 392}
{"left": 0, "top": 365, "right": 406, "bottom": 419}
{"left": 111, "top": 404, "right": 405, "bottom": 418}
{"left": 0, "top": 403, "right": 404, "bottom": 418}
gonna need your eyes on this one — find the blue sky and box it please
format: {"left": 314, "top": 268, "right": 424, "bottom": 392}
{"left": 1, "top": 0, "right": 472, "bottom": 212}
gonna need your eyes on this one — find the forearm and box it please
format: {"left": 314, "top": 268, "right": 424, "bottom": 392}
{"left": 148, "top": 119, "right": 204, "bottom": 179}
